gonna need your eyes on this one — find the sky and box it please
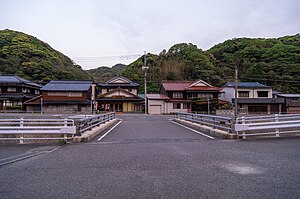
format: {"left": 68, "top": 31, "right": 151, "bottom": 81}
{"left": 0, "top": 0, "right": 299, "bottom": 70}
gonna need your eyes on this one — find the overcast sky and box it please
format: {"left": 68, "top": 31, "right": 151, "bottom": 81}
{"left": 0, "top": 0, "right": 299, "bottom": 70}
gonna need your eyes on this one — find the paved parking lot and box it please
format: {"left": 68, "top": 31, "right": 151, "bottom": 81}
{"left": 0, "top": 114, "right": 299, "bottom": 199}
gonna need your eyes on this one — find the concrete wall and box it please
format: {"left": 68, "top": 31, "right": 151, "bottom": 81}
{"left": 43, "top": 105, "right": 91, "bottom": 114}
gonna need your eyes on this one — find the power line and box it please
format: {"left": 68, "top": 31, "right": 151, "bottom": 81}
{"left": 73, "top": 54, "right": 142, "bottom": 63}
{"left": 242, "top": 77, "right": 300, "bottom": 84}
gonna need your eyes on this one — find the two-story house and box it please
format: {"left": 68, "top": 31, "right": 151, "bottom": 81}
{"left": 220, "top": 82, "right": 284, "bottom": 114}
{"left": 276, "top": 94, "right": 300, "bottom": 113}
{"left": 96, "top": 76, "right": 144, "bottom": 113}
{"left": 0, "top": 75, "right": 42, "bottom": 111}
{"left": 24, "top": 80, "right": 95, "bottom": 113}
{"left": 147, "top": 80, "right": 224, "bottom": 114}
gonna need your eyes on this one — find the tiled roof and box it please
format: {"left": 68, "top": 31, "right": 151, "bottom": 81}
{"left": 277, "top": 94, "right": 300, "bottom": 98}
{"left": 0, "top": 75, "right": 42, "bottom": 88}
{"left": 186, "top": 86, "right": 220, "bottom": 91}
{"left": 161, "top": 80, "right": 220, "bottom": 92}
{"left": 41, "top": 80, "right": 93, "bottom": 91}
{"left": 224, "top": 82, "right": 271, "bottom": 88}
{"left": 146, "top": 94, "right": 170, "bottom": 100}
{"left": 106, "top": 76, "right": 132, "bottom": 83}
{"left": 98, "top": 83, "right": 140, "bottom": 87}
{"left": 161, "top": 81, "right": 194, "bottom": 91}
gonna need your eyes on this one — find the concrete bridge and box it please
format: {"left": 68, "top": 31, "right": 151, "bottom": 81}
{"left": 0, "top": 114, "right": 299, "bottom": 198}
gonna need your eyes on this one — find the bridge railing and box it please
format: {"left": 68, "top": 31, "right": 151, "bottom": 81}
{"left": 176, "top": 112, "right": 233, "bottom": 133}
{"left": 0, "top": 118, "right": 76, "bottom": 143}
{"left": 78, "top": 112, "right": 115, "bottom": 134}
{"left": 235, "top": 114, "right": 300, "bottom": 139}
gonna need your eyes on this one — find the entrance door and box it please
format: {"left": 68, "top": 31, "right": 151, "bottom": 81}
{"left": 114, "top": 103, "right": 123, "bottom": 112}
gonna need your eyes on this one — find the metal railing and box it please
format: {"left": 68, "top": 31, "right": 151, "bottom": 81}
{"left": 0, "top": 118, "right": 76, "bottom": 143}
{"left": 78, "top": 112, "right": 115, "bottom": 134}
{"left": 176, "top": 112, "right": 233, "bottom": 133}
{"left": 235, "top": 114, "right": 300, "bottom": 138}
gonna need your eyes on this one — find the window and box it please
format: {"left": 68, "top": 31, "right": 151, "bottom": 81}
{"left": 291, "top": 98, "right": 299, "bottom": 103}
{"left": 257, "top": 91, "right": 268, "bottom": 98}
{"left": 198, "top": 93, "right": 213, "bottom": 99}
{"left": 183, "top": 103, "right": 191, "bottom": 109}
{"left": 67, "top": 92, "right": 82, "bottom": 97}
{"left": 48, "top": 92, "right": 67, "bottom": 96}
{"left": 22, "top": 88, "right": 30, "bottom": 93}
{"left": 7, "top": 87, "right": 16, "bottom": 92}
{"left": 173, "top": 92, "right": 183, "bottom": 99}
{"left": 238, "top": 91, "right": 249, "bottom": 98}
{"left": 3, "top": 100, "right": 22, "bottom": 106}
{"left": 128, "top": 89, "right": 132, "bottom": 92}
{"left": 248, "top": 105, "right": 268, "bottom": 113}
{"left": 187, "top": 93, "right": 197, "bottom": 99}
{"left": 188, "top": 92, "right": 213, "bottom": 99}
{"left": 35, "top": 90, "right": 40, "bottom": 95}
{"left": 173, "top": 103, "right": 181, "bottom": 109}
{"left": 239, "top": 104, "right": 245, "bottom": 109}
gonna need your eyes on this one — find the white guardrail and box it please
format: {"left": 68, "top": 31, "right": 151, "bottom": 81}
{"left": 176, "top": 112, "right": 233, "bottom": 133}
{"left": 0, "top": 118, "right": 76, "bottom": 143}
{"left": 235, "top": 114, "right": 300, "bottom": 139}
{"left": 78, "top": 112, "right": 115, "bottom": 134}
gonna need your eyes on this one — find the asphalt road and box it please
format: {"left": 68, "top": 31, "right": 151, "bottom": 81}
{"left": 0, "top": 114, "right": 299, "bottom": 199}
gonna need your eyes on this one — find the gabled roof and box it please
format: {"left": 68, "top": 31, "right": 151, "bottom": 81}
{"left": 107, "top": 76, "right": 132, "bottom": 84}
{"left": 98, "top": 87, "right": 143, "bottom": 100}
{"left": 161, "top": 80, "right": 220, "bottom": 92}
{"left": 161, "top": 81, "right": 194, "bottom": 91}
{"left": 99, "top": 76, "right": 139, "bottom": 87}
{"left": 0, "top": 75, "right": 42, "bottom": 88}
{"left": 41, "top": 80, "right": 93, "bottom": 91}
{"left": 223, "top": 82, "right": 271, "bottom": 88}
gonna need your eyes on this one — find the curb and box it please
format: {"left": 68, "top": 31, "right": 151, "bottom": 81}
{"left": 73, "top": 119, "right": 120, "bottom": 142}
{"left": 174, "top": 118, "right": 238, "bottom": 139}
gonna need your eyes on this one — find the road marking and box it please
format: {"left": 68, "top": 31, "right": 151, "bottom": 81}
{"left": 170, "top": 121, "right": 215, "bottom": 140}
{"left": 98, "top": 119, "right": 123, "bottom": 141}
{"left": 0, "top": 146, "right": 62, "bottom": 167}
{"left": 0, "top": 151, "right": 45, "bottom": 167}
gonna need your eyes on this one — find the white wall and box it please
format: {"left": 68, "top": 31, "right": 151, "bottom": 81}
{"left": 148, "top": 99, "right": 166, "bottom": 114}
{"left": 166, "top": 102, "right": 189, "bottom": 114}
{"left": 221, "top": 87, "right": 273, "bottom": 104}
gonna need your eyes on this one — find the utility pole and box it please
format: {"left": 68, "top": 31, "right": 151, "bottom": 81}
{"left": 142, "top": 51, "right": 148, "bottom": 114}
{"left": 233, "top": 62, "right": 239, "bottom": 134}
{"left": 207, "top": 98, "right": 210, "bottom": 115}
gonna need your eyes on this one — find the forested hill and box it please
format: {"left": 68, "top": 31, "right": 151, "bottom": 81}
{"left": 209, "top": 34, "right": 300, "bottom": 93}
{"left": 0, "top": 29, "right": 299, "bottom": 93}
{"left": 0, "top": 29, "right": 90, "bottom": 82}
{"left": 121, "top": 34, "right": 300, "bottom": 93}
{"left": 86, "top": 64, "right": 126, "bottom": 82}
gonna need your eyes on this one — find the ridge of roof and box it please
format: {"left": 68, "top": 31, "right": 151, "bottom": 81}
{"left": 224, "top": 82, "right": 271, "bottom": 88}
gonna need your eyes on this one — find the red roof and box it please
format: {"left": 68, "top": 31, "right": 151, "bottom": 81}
{"left": 161, "top": 80, "right": 220, "bottom": 92}
{"left": 187, "top": 86, "right": 220, "bottom": 91}
{"left": 147, "top": 94, "right": 170, "bottom": 100}
{"left": 161, "top": 81, "right": 194, "bottom": 91}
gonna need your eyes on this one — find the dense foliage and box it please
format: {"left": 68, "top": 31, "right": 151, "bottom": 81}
{"left": 1, "top": 29, "right": 299, "bottom": 93}
{"left": 87, "top": 64, "right": 126, "bottom": 82}
{"left": 122, "top": 35, "right": 300, "bottom": 93}
{"left": 0, "top": 29, "right": 90, "bottom": 82}
{"left": 122, "top": 43, "right": 221, "bottom": 93}
{"left": 209, "top": 34, "right": 300, "bottom": 93}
